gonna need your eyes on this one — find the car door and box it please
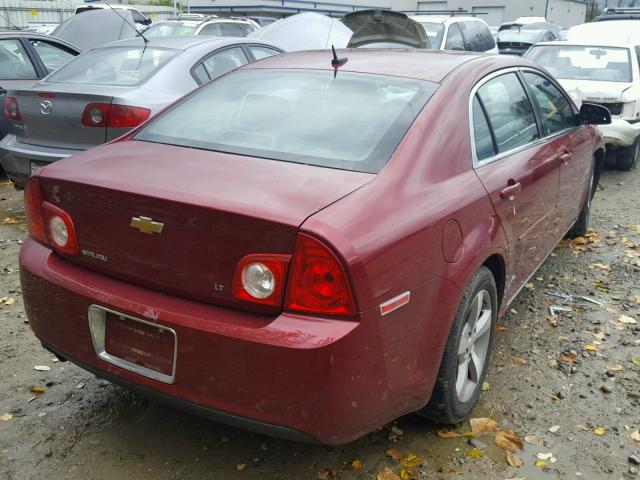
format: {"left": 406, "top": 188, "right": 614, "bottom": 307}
{"left": 520, "top": 70, "right": 591, "bottom": 234}
{"left": 471, "top": 70, "right": 561, "bottom": 300}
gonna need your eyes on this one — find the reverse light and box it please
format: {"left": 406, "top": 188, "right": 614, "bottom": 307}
{"left": 23, "top": 178, "right": 79, "bottom": 256}
{"left": 232, "top": 254, "right": 290, "bottom": 306}
{"left": 284, "top": 234, "right": 355, "bottom": 316}
{"left": 81, "top": 103, "right": 151, "bottom": 128}
{"left": 4, "top": 96, "right": 21, "bottom": 121}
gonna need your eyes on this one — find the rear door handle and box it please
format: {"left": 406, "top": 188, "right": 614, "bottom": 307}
{"left": 559, "top": 152, "right": 572, "bottom": 165}
{"left": 500, "top": 181, "right": 521, "bottom": 200}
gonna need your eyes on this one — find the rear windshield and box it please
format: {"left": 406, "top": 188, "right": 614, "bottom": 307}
{"left": 45, "top": 46, "right": 178, "bottom": 86}
{"left": 526, "top": 45, "right": 632, "bottom": 83}
{"left": 135, "top": 69, "right": 436, "bottom": 173}
{"left": 417, "top": 22, "right": 445, "bottom": 48}
{"left": 146, "top": 22, "right": 197, "bottom": 37}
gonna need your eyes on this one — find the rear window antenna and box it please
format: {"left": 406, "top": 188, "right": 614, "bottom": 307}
{"left": 331, "top": 45, "right": 348, "bottom": 78}
{"left": 100, "top": 0, "right": 149, "bottom": 43}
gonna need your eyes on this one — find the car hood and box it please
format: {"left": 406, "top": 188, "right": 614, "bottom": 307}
{"left": 247, "top": 12, "right": 352, "bottom": 51}
{"left": 556, "top": 79, "right": 633, "bottom": 104}
{"left": 342, "top": 10, "right": 429, "bottom": 48}
{"left": 52, "top": 9, "right": 138, "bottom": 50}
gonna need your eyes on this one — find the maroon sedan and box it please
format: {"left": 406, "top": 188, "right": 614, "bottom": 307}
{"left": 20, "top": 49, "right": 608, "bottom": 444}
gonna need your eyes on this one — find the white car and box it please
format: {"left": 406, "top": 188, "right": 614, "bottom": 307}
{"left": 409, "top": 15, "right": 498, "bottom": 53}
{"left": 525, "top": 39, "right": 640, "bottom": 170}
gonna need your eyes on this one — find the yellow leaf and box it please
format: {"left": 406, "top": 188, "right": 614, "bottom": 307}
{"left": 631, "top": 355, "right": 640, "bottom": 366}
{"left": 469, "top": 417, "right": 498, "bottom": 434}
{"left": 30, "top": 387, "right": 45, "bottom": 395}
{"left": 468, "top": 448, "right": 482, "bottom": 459}
{"left": 236, "top": 464, "right": 246, "bottom": 471}
{"left": 583, "top": 345, "right": 597, "bottom": 351}
{"left": 377, "top": 467, "right": 401, "bottom": 480}
{"left": 386, "top": 448, "right": 404, "bottom": 460}
{"left": 593, "top": 427, "right": 606, "bottom": 436}
{"left": 400, "top": 453, "right": 422, "bottom": 469}
{"left": 605, "top": 363, "right": 624, "bottom": 372}
{"left": 2, "top": 217, "right": 18, "bottom": 224}
{"left": 482, "top": 381, "right": 491, "bottom": 391}
{"left": 351, "top": 459, "right": 363, "bottom": 470}
{"left": 535, "top": 460, "right": 546, "bottom": 468}
{"left": 506, "top": 451, "right": 523, "bottom": 467}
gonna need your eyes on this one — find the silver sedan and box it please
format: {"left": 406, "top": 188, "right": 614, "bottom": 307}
{"left": 0, "top": 36, "right": 283, "bottom": 187}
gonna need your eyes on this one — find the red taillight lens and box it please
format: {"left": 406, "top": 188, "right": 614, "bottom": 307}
{"left": 24, "top": 178, "right": 47, "bottom": 244}
{"left": 4, "top": 96, "right": 21, "bottom": 121}
{"left": 285, "top": 234, "right": 356, "bottom": 316}
{"left": 23, "top": 178, "right": 79, "bottom": 256}
{"left": 232, "top": 254, "right": 290, "bottom": 306}
{"left": 81, "top": 103, "right": 151, "bottom": 128}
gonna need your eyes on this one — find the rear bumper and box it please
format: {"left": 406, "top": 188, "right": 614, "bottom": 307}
{"left": 599, "top": 119, "right": 640, "bottom": 148}
{"left": 20, "top": 239, "right": 446, "bottom": 444}
{"left": 0, "top": 134, "right": 80, "bottom": 186}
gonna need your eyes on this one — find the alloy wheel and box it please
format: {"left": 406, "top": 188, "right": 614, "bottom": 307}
{"left": 456, "top": 289, "right": 493, "bottom": 403}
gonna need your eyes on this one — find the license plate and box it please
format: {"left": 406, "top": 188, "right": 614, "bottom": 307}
{"left": 87, "top": 305, "right": 177, "bottom": 383}
{"left": 30, "top": 162, "right": 46, "bottom": 175}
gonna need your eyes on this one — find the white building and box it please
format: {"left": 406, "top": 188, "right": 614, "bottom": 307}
{"left": 188, "top": 0, "right": 587, "bottom": 27}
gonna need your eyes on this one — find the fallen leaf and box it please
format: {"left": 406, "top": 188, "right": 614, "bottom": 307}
{"left": 535, "top": 460, "right": 546, "bottom": 468}
{"left": 377, "top": 467, "right": 401, "bottom": 480}
{"left": 2, "top": 217, "right": 18, "bottom": 224}
{"left": 618, "top": 315, "right": 637, "bottom": 324}
{"left": 593, "top": 279, "right": 609, "bottom": 292}
{"left": 506, "top": 451, "right": 523, "bottom": 467}
{"left": 468, "top": 448, "right": 482, "bottom": 458}
{"left": 435, "top": 429, "right": 458, "bottom": 439}
{"left": 591, "top": 263, "right": 611, "bottom": 271}
{"left": 482, "top": 381, "right": 491, "bottom": 391}
{"left": 630, "top": 355, "right": 640, "bottom": 366}
{"left": 525, "top": 435, "right": 545, "bottom": 446}
{"left": 495, "top": 429, "right": 523, "bottom": 452}
{"left": 30, "top": 387, "right": 45, "bottom": 395}
{"left": 496, "top": 324, "right": 507, "bottom": 332}
{"left": 236, "top": 464, "right": 246, "bottom": 471}
{"left": 583, "top": 345, "right": 598, "bottom": 352}
{"left": 469, "top": 417, "right": 498, "bottom": 434}
{"left": 33, "top": 365, "right": 51, "bottom": 371}
{"left": 524, "top": 283, "right": 534, "bottom": 290}
{"left": 548, "top": 425, "right": 560, "bottom": 434}
{"left": 593, "top": 427, "right": 606, "bottom": 436}
{"left": 631, "top": 430, "right": 640, "bottom": 443}
{"left": 537, "top": 453, "right": 554, "bottom": 460}
{"left": 512, "top": 357, "right": 528, "bottom": 365}
{"left": 559, "top": 352, "right": 577, "bottom": 363}
{"left": 386, "top": 448, "right": 404, "bottom": 460}
{"left": 399, "top": 453, "right": 423, "bottom": 478}
{"left": 351, "top": 459, "right": 363, "bottom": 470}
{"left": 605, "top": 363, "right": 624, "bottom": 372}
{"left": 0, "top": 413, "right": 12, "bottom": 421}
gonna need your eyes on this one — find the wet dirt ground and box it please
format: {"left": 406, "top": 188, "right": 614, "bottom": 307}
{"left": 0, "top": 167, "right": 638, "bottom": 480}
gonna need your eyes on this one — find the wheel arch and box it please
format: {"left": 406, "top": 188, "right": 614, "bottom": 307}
{"left": 593, "top": 148, "right": 605, "bottom": 194}
{"left": 481, "top": 254, "right": 506, "bottom": 310}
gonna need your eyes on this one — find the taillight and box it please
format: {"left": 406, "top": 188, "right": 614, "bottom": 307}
{"left": 24, "top": 178, "right": 46, "bottom": 244}
{"left": 284, "top": 234, "right": 355, "bottom": 316}
{"left": 4, "top": 96, "right": 21, "bottom": 121}
{"left": 81, "top": 103, "right": 151, "bottom": 128}
{"left": 232, "top": 254, "right": 290, "bottom": 306}
{"left": 23, "top": 178, "right": 79, "bottom": 256}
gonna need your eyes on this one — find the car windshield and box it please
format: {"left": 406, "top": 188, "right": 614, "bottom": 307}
{"left": 526, "top": 45, "right": 632, "bottom": 83}
{"left": 145, "top": 22, "right": 197, "bottom": 37}
{"left": 417, "top": 22, "right": 445, "bottom": 48}
{"left": 45, "top": 46, "right": 179, "bottom": 86}
{"left": 497, "top": 29, "right": 542, "bottom": 43}
{"left": 135, "top": 69, "right": 437, "bottom": 173}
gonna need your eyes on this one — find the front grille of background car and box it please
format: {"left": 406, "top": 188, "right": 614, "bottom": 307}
{"left": 588, "top": 102, "right": 623, "bottom": 116}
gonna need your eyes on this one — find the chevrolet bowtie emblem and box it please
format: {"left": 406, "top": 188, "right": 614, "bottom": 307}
{"left": 130, "top": 216, "right": 164, "bottom": 235}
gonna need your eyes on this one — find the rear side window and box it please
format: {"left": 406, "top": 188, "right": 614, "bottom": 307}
{"left": 200, "top": 47, "right": 248, "bottom": 81}
{"left": 0, "top": 39, "right": 37, "bottom": 80}
{"left": 523, "top": 72, "right": 575, "bottom": 135}
{"left": 46, "top": 46, "right": 178, "bottom": 86}
{"left": 199, "top": 23, "right": 222, "bottom": 36}
{"left": 444, "top": 23, "right": 465, "bottom": 51}
{"left": 460, "top": 21, "right": 495, "bottom": 52}
{"left": 30, "top": 39, "right": 76, "bottom": 73}
{"left": 472, "top": 97, "right": 496, "bottom": 160}
{"left": 221, "top": 23, "right": 246, "bottom": 37}
{"left": 136, "top": 69, "right": 437, "bottom": 173}
{"left": 476, "top": 73, "right": 539, "bottom": 154}
{"left": 250, "top": 46, "right": 281, "bottom": 60}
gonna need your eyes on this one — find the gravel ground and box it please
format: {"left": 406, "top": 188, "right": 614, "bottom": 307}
{"left": 0, "top": 167, "right": 638, "bottom": 480}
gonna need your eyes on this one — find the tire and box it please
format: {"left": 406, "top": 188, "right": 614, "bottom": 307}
{"left": 420, "top": 266, "right": 497, "bottom": 424}
{"left": 567, "top": 155, "right": 595, "bottom": 239}
{"left": 615, "top": 136, "right": 640, "bottom": 171}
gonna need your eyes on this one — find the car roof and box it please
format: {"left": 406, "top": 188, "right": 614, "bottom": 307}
{"left": 409, "top": 15, "right": 483, "bottom": 24}
{"left": 105, "top": 35, "right": 258, "bottom": 50}
{"left": 534, "top": 39, "right": 635, "bottom": 49}
{"left": 241, "top": 48, "right": 513, "bottom": 83}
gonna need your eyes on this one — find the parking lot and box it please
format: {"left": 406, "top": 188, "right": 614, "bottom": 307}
{"left": 0, "top": 164, "right": 637, "bottom": 480}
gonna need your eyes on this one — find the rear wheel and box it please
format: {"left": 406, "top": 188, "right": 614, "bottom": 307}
{"left": 420, "top": 266, "right": 497, "bottom": 424}
{"left": 615, "top": 136, "right": 640, "bottom": 171}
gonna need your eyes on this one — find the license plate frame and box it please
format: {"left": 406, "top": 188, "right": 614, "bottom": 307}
{"left": 88, "top": 305, "right": 177, "bottom": 384}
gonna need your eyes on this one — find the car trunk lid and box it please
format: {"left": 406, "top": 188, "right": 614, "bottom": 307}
{"left": 11, "top": 83, "right": 134, "bottom": 150}
{"left": 342, "top": 10, "right": 430, "bottom": 48}
{"left": 38, "top": 140, "right": 374, "bottom": 311}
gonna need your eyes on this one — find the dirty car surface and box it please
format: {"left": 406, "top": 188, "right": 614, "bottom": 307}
{"left": 19, "top": 49, "right": 606, "bottom": 445}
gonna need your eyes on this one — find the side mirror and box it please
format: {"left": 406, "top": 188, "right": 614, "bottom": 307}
{"left": 144, "top": 18, "right": 152, "bottom": 25}
{"left": 0, "top": 87, "right": 6, "bottom": 95}
{"left": 578, "top": 102, "right": 612, "bottom": 125}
